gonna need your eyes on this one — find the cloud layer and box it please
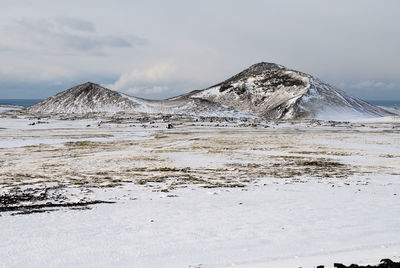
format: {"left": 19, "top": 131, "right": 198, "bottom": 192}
{"left": 5, "top": 17, "right": 146, "bottom": 54}
{"left": 1, "top": 0, "right": 399, "bottom": 100}
{"left": 350, "top": 80, "right": 395, "bottom": 89}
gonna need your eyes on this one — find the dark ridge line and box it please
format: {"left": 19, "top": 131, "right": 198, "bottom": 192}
{"left": 332, "top": 258, "right": 400, "bottom": 268}
{"left": 0, "top": 200, "right": 116, "bottom": 213}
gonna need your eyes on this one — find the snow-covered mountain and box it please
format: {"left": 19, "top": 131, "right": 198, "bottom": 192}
{"left": 188, "top": 62, "right": 393, "bottom": 120}
{"left": 27, "top": 63, "right": 394, "bottom": 120}
{"left": 27, "top": 82, "right": 251, "bottom": 118}
{"left": 27, "top": 82, "right": 138, "bottom": 114}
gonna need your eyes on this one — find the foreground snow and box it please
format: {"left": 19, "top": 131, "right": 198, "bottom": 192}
{"left": 0, "top": 116, "right": 399, "bottom": 267}
{"left": 2, "top": 176, "right": 400, "bottom": 268}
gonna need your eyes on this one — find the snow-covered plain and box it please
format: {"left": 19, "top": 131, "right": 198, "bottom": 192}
{"left": 1, "top": 114, "right": 400, "bottom": 267}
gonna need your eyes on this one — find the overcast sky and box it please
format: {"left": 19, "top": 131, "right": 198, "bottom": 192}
{"left": 1, "top": 0, "right": 399, "bottom": 100}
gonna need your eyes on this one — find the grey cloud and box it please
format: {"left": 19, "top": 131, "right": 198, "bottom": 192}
{"left": 338, "top": 80, "right": 400, "bottom": 101}
{"left": 350, "top": 80, "right": 395, "bottom": 89}
{"left": 0, "top": 73, "right": 118, "bottom": 99}
{"left": 54, "top": 17, "right": 96, "bottom": 32}
{"left": 63, "top": 35, "right": 133, "bottom": 51}
{"left": 11, "top": 17, "right": 146, "bottom": 53}
{"left": 17, "top": 17, "right": 95, "bottom": 34}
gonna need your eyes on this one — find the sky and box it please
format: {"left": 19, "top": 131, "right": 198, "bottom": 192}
{"left": 1, "top": 0, "right": 399, "bottom": 100}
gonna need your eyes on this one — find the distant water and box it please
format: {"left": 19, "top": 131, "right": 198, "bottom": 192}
{"left": 367, "top": 100, "right": 400, "bottom": 108}
{"left": 0, "top": 99, "right": 42, "bottom": 107}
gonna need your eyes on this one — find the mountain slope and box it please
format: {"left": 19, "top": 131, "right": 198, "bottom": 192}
{"left": 189, "top": 62, "right": 393, "bottom": 120}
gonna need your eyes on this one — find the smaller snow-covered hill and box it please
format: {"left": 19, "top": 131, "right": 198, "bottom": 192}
{"left": 27, "top": 82, "right": 139, "bottom": 114}
{"left": 27, "top": 82, "right": 251, "bottom": 118}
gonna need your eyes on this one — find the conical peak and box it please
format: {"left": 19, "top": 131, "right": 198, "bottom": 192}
{"left": 220, "top": 62, "right": 287, "bottom": 85}
{"left": 59, "top": 82, "right": 117, "bottom": 101}
{"left": 80, "top": 82, "right": 101, "bottom": 88}
{"left": 247, "top": 62, "right": 284, "bottom": 71}
{"left": 74, "top": 82, "right": 107, "bottom": 93}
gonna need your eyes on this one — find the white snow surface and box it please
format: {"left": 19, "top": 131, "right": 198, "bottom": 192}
{"left": 1, "top": 116, "right": 400, "bottom": 267}
{"left": 2, "top": 177, "right": 400, "bottom": 268}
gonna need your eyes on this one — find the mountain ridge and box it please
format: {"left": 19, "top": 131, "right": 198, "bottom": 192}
{"left": 26, "top": 63, "right": 395, "bottom": 120}
{"left": 27, "top": 82, "right": 251, "bottom": 118}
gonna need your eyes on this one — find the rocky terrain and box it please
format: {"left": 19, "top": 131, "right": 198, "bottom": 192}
{"left": 26, "top": 63, "right": 395, "bottom": 120}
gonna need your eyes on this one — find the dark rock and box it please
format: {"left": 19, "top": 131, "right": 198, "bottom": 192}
{"left": 334, "top": 259, "right": 400, "bottom": 268}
